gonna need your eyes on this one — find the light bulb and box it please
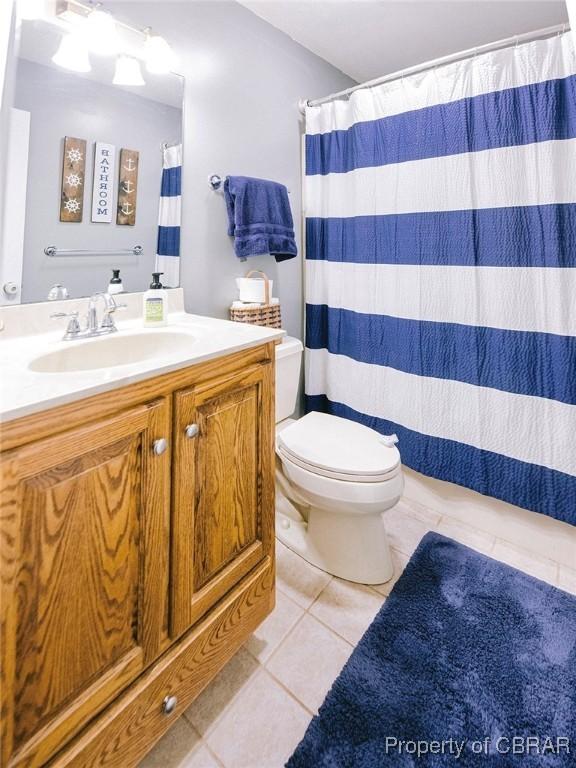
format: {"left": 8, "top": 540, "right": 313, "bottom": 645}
{"left": 84, "top": 9, "right": 119, "bottom": 56}
{"left": 52, "top": 32, "right": 91, "bottom": 73}
{"left": 113, "top": 56, "right": 145, "bottom": 86}
{"left": 144, "top": 34, "right": 176, "bottom": 74}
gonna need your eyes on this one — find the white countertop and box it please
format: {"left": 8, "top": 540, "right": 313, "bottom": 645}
{"left": 0, "top": 299, "right": 284, "bottom": 423}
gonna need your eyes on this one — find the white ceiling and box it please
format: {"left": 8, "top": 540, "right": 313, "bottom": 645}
{"left": 239, "top": 0, "right": 569, "bottom": 84}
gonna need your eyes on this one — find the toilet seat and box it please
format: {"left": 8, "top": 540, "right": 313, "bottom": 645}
{"left": 278, "top": 449, "right": 404, "bottom": 509}
{"left": 277, "top": 411, "right": 400, "bottom": 483}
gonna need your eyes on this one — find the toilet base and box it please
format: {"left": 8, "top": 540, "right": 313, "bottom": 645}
{"left": 276, "top": 498, "right": 394, "bottom": 585}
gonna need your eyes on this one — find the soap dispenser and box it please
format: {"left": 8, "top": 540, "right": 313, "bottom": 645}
{"left": 108, "top": 269, "right": 124, "bottom": 295}
{"left": 143, "top": 272, "right": 168, "bottom": 327}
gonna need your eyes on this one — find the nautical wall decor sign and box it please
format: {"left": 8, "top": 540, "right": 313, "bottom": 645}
{"left": 60, "top": 136, "right": 86, "bottom": 223}
{"left": 91, "top": 142, "right": 116, "bottom": 223}
{"left": 117, "top": 148, "right": 139, "bottom": 226}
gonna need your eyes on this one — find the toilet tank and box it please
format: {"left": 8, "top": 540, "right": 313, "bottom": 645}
{"left": 275, "top": 336, "right": 303, "bottom": 423}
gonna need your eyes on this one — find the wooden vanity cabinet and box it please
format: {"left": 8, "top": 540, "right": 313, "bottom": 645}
{"left": 0, "top": 343, "right": 276, "bottom": 768}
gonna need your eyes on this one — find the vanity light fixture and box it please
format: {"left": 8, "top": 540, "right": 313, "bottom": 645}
{"left": 17, "top": 0, "right": 46, "bottom": 20}
{"left": 52, "top": 30, "right": 91, "bottom": 72}
{"left": 49, "top": 0, "right": 176, "bottom": 84}
{"left": 84, "top": 8, "right": 119, "bottom": 56}
{"left": 113, "top": 55, "right": 145, "bottom": 86}
{"left": 144, "top": 31, "right": 176, "bottom": 74}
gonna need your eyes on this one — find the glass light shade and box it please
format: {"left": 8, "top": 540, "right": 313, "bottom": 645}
{"left": 85, "top": 9, "right": 120, "bottom": 56}
{"left": 52, "top": 33, "right": 91, "bottom": 73}
{"left": 113, "top": 56, "right": 145, "bottom": 86}
{"left": 17, "top": 0, "right": 45, "bottom": 20}
{"left": 144, "top": 34, "right": 176, "bottom": 74}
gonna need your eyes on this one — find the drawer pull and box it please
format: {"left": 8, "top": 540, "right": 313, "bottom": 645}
{"left": 185, "top": 423, "right": 199, "bottom": 439}
{"left": 153, "top": 438, "right": 168, "bottom": 456}
{"left": 162, "top": 694, "right": 178, "bottom": 715}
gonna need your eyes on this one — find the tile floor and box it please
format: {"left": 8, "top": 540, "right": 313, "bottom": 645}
{"left": 140, "top": 493, "right": 576, "bottom": 768}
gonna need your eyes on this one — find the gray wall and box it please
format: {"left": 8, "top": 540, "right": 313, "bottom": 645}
{"left": 113, "top": 0, "right": 355, "bottom": 340}
{"left": 15, "top": 58, "right": 182, "bottom": 302}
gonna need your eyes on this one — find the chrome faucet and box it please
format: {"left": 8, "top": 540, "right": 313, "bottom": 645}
{"left": 51, "top": 292, "right": 127, "bottom": 340}
{"left": 87, "top": 292, "right": 118, "bottom": 333}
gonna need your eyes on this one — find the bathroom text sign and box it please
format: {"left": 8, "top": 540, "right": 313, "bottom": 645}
{"left": 91, "top": 142, "right": 116, "bottom": 223}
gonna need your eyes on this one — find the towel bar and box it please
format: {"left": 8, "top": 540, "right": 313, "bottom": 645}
{"left": 45, "top": 245, "right": 143, "bottom": 257}
{"left": 208, "top": 174, "right": 291, "bottom": 193}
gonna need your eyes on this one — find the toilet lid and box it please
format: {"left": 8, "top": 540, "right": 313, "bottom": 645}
{"left": 277, "top": 412, "right": 400, "bottom": 482}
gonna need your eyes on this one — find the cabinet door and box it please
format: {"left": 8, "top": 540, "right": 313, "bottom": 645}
{"left": 171, "top": 361, "right": 275, "bottom": 637}
{"left": 0, "top": 399, "right": 171, "bottom": 768}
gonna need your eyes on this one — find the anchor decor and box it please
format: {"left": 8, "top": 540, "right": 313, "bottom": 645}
{"left": 60, "top": 136, "right": 86, "bottom": 223}
{"left": 91, "top": 142, "right": 116, "bottom": 223}
{"left": 117, "top": 148, "right": 139, "bottom": 226}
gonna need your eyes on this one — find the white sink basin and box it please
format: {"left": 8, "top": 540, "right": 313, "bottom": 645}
{"left": 28, "top": 331, "right": 197, "bottom": 373}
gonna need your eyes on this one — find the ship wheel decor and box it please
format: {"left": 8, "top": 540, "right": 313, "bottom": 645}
{"left": 117, "top": 148, "right": 139, "bottom": 226}
{"left": 60, "top": 136, "right": 87, "bottom": 223}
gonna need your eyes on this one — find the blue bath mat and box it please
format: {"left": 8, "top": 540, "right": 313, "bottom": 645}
{"left": 287, "top": 532, "right": 576, "bottom": 767}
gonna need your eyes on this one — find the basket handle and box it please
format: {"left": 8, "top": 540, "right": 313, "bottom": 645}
{"left": 244, "top": 269, "right": 271, "bottom": 305}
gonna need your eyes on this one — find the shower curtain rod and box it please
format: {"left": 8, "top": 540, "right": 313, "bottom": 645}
{"left": 301, "top": 22, "right": 569, "bottom": 110}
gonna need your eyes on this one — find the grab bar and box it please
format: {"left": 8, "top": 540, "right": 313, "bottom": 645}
{"left": 44, "top": 245, "right": 143, "bottom": 257}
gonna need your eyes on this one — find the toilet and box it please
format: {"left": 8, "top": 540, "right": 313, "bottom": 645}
{"left": 275, "top": 337, "right": 404, "bottom": 585}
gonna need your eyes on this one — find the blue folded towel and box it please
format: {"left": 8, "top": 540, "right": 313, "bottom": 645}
{"left": 224, "top": 176, "right": 298, "bottom": 262}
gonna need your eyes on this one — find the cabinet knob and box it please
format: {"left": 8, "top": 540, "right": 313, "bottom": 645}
{"left": 153, "top": 438, "right": 168, "bottom": 455}
{"left": 185, "top": 423, "right": 199, "bottom": 439}
{"left": 162, "top": 694, "right": 178, "bottom": 715}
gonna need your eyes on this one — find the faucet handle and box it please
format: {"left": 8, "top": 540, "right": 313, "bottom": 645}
{"left": 101, "top": 295, "right": 127, "bottom": 314}
{"left": 100, "top": 301, "right": 127, "bottom": 331}
{"left": 50, "top": 310, "right": 78, "bottom": 318}
{"left": 50, "top": 310, "right": 81, "bottom": 337}
{"left": 47, "top": 283, "right": 69, "bottom": 301}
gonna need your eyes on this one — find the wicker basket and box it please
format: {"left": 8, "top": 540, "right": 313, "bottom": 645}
{"left": 229, "top": 270, "right": 282, "bottom": 328}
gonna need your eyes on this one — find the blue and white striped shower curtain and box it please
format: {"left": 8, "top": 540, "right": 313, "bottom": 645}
{"left": 155, "top": 143, "right": 182, "bottom": 287}
{"left": 304, "top": 32, "right": 576, "bottom": 525}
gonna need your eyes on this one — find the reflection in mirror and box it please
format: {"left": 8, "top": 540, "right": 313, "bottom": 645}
{"left": 2, "top": 3, "right": 183, "bottom": 305}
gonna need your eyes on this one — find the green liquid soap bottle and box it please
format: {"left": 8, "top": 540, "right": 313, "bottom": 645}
{"left": 143, "top": 272, "right": 168, "bottom": 327}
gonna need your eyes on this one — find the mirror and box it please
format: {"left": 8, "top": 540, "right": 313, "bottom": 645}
{"left": 1, "top": 7, "right": 183, "bottom": 305}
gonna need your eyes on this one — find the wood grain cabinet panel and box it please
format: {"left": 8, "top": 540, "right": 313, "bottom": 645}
{"left": 171, "top": 361, "right": 275, "bottom": 637}
{"left": 0, "top": 399, "right": 171, "bottom": 767}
